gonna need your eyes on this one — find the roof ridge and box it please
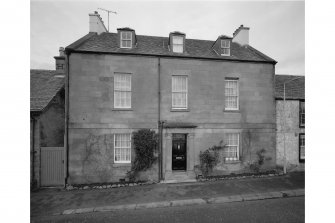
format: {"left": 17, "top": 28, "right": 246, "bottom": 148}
{"left": 107, "top": 32, "right": 216, "bottom": 42}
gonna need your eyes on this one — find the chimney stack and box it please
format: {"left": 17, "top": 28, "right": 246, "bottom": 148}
{"left": 232, "top": 25, "right": 250, "bottom": 46}
{"left": 89, "top": 11, "right": 107, "bottom": 34}
{"left": 54, "top": 47, "right": 65, "bottom": 72}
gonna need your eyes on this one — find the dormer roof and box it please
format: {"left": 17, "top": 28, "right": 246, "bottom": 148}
{"left": 218, "top": 35, "right": 233, "bottom": 39}
{"left": 170, "top": 31, "right": 185, "bottom": 36}
{"left": 117, "top": 27, "right": 135, "bottom": 31}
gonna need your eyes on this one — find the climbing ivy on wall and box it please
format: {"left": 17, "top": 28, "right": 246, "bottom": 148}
{"left": 127, "top": 129, "right": 158, "bottom": 180}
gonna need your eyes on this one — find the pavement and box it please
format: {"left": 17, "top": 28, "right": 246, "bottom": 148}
{"left": 31, "top": 171, "right": 304, "bottom": 218}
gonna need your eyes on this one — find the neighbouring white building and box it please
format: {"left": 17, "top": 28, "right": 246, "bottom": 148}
{"left": 275, "top": 75, "right": 305, "bottom": 172}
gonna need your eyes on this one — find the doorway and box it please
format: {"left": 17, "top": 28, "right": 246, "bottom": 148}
{"left": 172, "top": 134, "right": 187, "bottom": 171}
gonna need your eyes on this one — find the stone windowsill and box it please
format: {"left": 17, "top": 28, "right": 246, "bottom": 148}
{"left": 112, "top": 108, "right": 133, "bottom": 111}
{"left": 112, "top": 163, "right": 131, "bottom": 167}
{"left": 223, "top": 109, "right": 240, "bottom": 113}
{"left": 170, "top": 108, "right": 190, "bottom": 112}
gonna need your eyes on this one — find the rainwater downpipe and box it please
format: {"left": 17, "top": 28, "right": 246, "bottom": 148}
{"left": 65, "top": 52, "right": 70, "bottom": 186}
{"left": 158, "top": 57, "right": 162, "bottom": 181}
{"left": 31, "top": 116, "right": 35, "bottom": 186}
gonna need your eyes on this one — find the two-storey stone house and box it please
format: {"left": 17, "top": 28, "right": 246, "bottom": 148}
{"left": 64, "top": 12, "right": 277, "bottom": 184}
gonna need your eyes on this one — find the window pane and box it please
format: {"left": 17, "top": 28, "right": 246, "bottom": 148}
{"left": 300, "top": 102, "right": 305, "bottom": 112}
{"left": 224, "top": 133, "right": 239, "bottom": 160}
{"left": 121, "top": 32, "right": 132, "bottom": 47}
{"left": 173, "top": 36, "right": 183, "bottom": 44}
{"left": 126, "top": 40, "right": 131, "bottom": 48}
{"left": 114, "top": 74, "right": 131, "bottom": 108}
{"left": 221, "top": 40, "right": 230, "bottom": 48}
{"left": 122, "top": 32, "right": 131, "bottom": 40}
{"left": 300, "top": 135, "right": 305, "bottom": 160}
{"left": 114, "top": 91, "right": 121, "bottom": 107}
{"left": 173, "top": 45, "right": 183, "bottom": 53}
{"left": 222, "top": 48, "right": 230, "bottom": 55}
{"left": 115, "top": 134, "right": 131, "bottom": 162}
{"left": 225, "top": 80, "right": 238, "bottom": 109}
{"left": 172, "top": 76, "right": 187, "bottom": 108}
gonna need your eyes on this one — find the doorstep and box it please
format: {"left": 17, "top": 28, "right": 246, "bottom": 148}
{"left": 161, "top": 179, "right": 197, "bottom": 184}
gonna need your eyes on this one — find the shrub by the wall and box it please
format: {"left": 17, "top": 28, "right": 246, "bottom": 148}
{"left": 249, "top": 148, "right": 272, "bottom": 172}
{"left": 199, "top": 141, "right": 226, "bottom": 176}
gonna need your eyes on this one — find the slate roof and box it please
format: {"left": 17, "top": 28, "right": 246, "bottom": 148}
{"left": 66, "top": 32, "right": 276, "bottom": 64}
{"left": 30, "top": 69, "right": 65, "bottom": 112}
{"left": 275, "top": 75, "right": 305, "bottom": 100}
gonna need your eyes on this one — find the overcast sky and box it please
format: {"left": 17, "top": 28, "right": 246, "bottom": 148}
{"left": 31, "top": 0, "right": 305, "bottom": 75}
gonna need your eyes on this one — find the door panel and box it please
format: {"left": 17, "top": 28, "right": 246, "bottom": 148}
{"left": 172, "top": 134, "right": 187, "bottom": 170}
{"left": 41, "top": 147, "right": 64, "bottom": 186}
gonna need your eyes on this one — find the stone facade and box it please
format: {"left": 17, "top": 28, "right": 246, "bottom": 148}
{"left": 276, "top": 100, "right": 305, "bottom": 171}
{"left": 67, "top": 53, "right": 276, "bottom": 184}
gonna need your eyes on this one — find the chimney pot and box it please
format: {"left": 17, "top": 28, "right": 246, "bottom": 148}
{"left": 59, "top": 47, "right": 65, "bottom": 57}
{"left": 232, "top": 25, "right": 250, "bottom": 46}
{"left": 89, "top": 11, "right": 107, "bottom": 34}
{"left": 54, "top": 47, "right": 65, "bottom": 72}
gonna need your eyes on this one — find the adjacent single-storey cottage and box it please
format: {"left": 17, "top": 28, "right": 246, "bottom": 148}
{"left": 30, "top": 49, "right": 65, "bottom": 188}
{"left": 275, "top": 75, "right": 305, "bottom": 172}
{"left": 64, "top": 12, "right": 278, "bottom": 184}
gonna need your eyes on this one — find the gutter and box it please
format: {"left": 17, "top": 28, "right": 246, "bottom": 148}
{"left": 66, "top": 49, "right": 277, "bottom": 65}
{"left": 31, "top": 115, "right": 35, "bottom": 187}
{"left": 158, "top": 58, "right": 161, "bottom": 181}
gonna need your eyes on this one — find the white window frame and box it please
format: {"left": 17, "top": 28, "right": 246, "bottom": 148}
{"left": 299, "top": 134, "right": 305, "bottom": 162}
{"left": 114, "top": 133, "right": 131, "bottom": 163}
{"left": 120, "top": 31, "right": 132, "bottom": 48}
{"left": 172, "top": 75, "right": 188, "bottom": 109}
{"left": 224, "top": 133, "right": 240, "bottom": 161}
{"left": 225, "top": 79, "right": 239, "bottom": 110}
{"left": 172, "top": 36, "right": 184, "bottom": 53}
{"left": 221, "top": 40, "right": 230, "bottom": 56}
{"left": 114, "top": 73, "right": 132, "bottom": 109}
{"left": 299, "top": 101, "right": 305, "bottom": 127}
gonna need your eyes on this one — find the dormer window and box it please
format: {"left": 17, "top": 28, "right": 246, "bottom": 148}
{"left": 121, "top": 31, "right": 132, "bottom": 48}
{"left": 221, "top": 40, "right": 230, "bottom": 56}
{"left": 172, "top": 36, "right": 184, "bottom": 53}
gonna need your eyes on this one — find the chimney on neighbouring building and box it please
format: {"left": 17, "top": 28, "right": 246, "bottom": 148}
{"left": 54, "top": 47, "right": 65, "bottom": 72}
{"left": 89, "top": 11, "right": 107, "bottom": 34}
{"left": 232, "top": 25, "right": 250, "bottom": 46}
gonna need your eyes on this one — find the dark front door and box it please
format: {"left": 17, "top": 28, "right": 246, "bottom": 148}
{"left": 172, "top": 134, "right": 187, "bottom": 171}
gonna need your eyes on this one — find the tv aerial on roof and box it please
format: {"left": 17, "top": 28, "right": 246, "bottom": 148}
{"left": 97, "top": 8, "right": 117, "bottom": 32}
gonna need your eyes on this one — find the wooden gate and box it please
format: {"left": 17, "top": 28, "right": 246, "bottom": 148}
{"left": 41, "top": 147, "right": 64, "bottom": 187}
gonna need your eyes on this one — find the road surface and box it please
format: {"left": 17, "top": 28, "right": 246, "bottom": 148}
{"left": 32, "top": 196, "right": 304, "bottom": 223}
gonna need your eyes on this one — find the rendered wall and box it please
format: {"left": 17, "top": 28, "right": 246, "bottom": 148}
{"left": 276, "top": 100, "right": 305, "bottom": 171}
{"left": 30, "top": 89, "right": 65, "bottom": 188}
{"left": 39, "top": 89, "right": 65, "bottom": 147}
